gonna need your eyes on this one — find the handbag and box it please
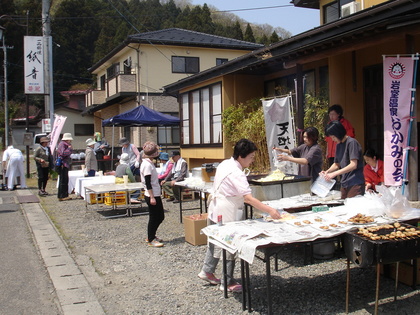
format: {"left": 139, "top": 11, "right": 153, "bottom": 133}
{"left": 55, "top": 156, "right": 62, "bottom": 167}
{"left": 41, "top": 161, "right": 50, "bottom": 168}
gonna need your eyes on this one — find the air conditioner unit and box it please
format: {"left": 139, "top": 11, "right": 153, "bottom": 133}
{"left": 341, "top": 1, "right": 361, "bottom": 17}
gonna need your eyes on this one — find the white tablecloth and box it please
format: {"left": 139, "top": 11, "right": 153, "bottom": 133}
{"left": 57, "top": 170, "right": 85, "bottom": 194}
{"left": 75, "top": 175, "right": 116, "bottom": 199}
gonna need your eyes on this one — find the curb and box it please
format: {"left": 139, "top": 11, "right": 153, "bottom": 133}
{"left": 17, "top": 189, "right": 105, "bottom": 315}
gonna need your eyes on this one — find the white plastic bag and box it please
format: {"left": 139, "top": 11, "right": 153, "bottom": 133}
{"left": 376, "top": 186, "right": 411, "bottom": 219}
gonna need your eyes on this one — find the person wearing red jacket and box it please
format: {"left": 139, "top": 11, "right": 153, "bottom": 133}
{"left": 363, "top": 148, "right": 384, "bottom": 192}
{"left": 325, "top": 104, "right": 355, "bottom": 167}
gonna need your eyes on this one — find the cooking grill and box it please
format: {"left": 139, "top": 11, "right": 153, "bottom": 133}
{"left": 344, "top": 223, "right": 420, "bottom": 315}
{"left": 344, "top": 223, "right": 420, "bottom": 268}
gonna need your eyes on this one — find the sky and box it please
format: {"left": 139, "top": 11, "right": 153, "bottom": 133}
{"left": 191, "top": 0, "right": 320, "bottom": 36}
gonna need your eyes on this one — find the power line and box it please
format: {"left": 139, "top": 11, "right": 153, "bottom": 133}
{"left": 213, "top": 4, "right": 293, "bottom": 14}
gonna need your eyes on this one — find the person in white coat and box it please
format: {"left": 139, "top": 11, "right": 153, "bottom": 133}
{"left": 2, "top": 145, "right": 27, "bottom": 190}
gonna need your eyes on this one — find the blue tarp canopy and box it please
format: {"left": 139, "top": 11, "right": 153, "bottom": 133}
{"left": 102, "top": 105, "right": 180, "bottom": 127}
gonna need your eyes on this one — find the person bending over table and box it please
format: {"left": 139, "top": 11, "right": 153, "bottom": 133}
{"left": 320, "top": 121, "right": 364, "bottom": 199}
{"left": 363, "top": 148, "right": 384, "bottom": 193}
{"left": 274, "top": 126, "right": 323, "bottom": 182}
{"left": 160, "top": 150, "right": 187, "bottom": 203}
{"left": 198, "top": 139, "right": 281, "bottom": 293}
{"left": 115, "top": 153, "right": 141, "bottom": 204}
{"left": 2, "top": 145, "right": 27, "bottom": 191}
{"left": 140, "top": 141, "right": 165, "bottom": 248}
{"left": 119, "top": 137, "right": 142, "bottom": 178}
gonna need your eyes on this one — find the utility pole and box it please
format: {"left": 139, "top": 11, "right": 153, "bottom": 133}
{"left": 42, "top": 0, "right": 54, "bottom": 128}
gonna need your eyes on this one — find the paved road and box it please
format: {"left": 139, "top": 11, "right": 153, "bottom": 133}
{"left": 0, "top": 188, "right": 104, "bottom": 314}
{"left": 0, "top": 190, "right": 60, "bottom": 314}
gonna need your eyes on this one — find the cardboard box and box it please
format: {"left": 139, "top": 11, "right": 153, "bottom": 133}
{"left": 387, "top": 259, "right": 420, "bottom": 286}
{"left": 184, "top": 213, "right": 208, "bottom": 245}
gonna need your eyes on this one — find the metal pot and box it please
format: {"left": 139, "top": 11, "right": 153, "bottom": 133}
{"left": 192, "top": 167, "right": 202, "bottom": 179}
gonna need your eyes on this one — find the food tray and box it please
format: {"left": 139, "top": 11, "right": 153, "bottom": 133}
{"left": 248, "top": 174, "right": 311, "bottom": 186}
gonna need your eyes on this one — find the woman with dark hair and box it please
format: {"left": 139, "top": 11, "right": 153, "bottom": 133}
{"left": 320, "top": 121, "right": 364, "bottom": 199}
{"left": 325, "top": 104, "right": 355, "bottom": 166}
{"left": 274, "top": 127, "right": 323, "bottom": 182}
{"left": 198, "top": 139, "right": 281, "bottom": 293}
{"left": 363, "top": 148, "right": 384, "bottom": 192}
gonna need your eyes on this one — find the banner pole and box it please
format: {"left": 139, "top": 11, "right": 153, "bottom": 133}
{"left": 402, "top": 53, "right": 419, "bottom": 195}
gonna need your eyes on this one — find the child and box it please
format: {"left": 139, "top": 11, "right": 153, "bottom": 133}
{"left": 363, "top": 148, "right": 384, "bottom": 192}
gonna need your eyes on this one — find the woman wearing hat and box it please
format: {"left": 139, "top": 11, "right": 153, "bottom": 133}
{"left": 34, "top": 137, "right": 53, "bottom": 196}
{"left": 56, "top": 133, "right": 73, "bottom": 201}
{"left": 158, "top": 152, "right": 173, "bottom": 184}
{"left": 85, "top": 138, "right": 98, "bottom": 177}
{"left": 140, "top": 141, "right": 165, "bottom": 247}
{"left": 115, "top": 153, "right": 141, "bottom": 203}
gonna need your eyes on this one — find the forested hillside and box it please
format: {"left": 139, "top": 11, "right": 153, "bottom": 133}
{"left": 1, "top": 0, "right": 291, "bottom": 114}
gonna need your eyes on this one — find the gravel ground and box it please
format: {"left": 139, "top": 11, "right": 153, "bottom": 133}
{"left": 27, "top": 176, "right": 420, "bottom": 315}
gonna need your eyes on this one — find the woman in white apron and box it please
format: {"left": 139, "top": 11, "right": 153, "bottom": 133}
{"left": 198, "top": 139, "right": 281, "bottom": 293}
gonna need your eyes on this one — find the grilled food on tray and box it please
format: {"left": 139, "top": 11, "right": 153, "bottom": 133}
{"left": 357, "top": 222, "right": 420, "bottom": 240}
{"left": 348, "top": 213, "right": 374, "bottom": 224}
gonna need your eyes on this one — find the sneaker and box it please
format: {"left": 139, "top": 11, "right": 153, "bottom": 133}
{"left": 219, "top": 282, "right": 242, "bottom": 292}
{"left": 148, "top": 239, "right": 164, "bottom": 247}
{"left": 130, "top": 198, "right": 141, "bottom": 204}
{"left": 42, "top": 190, "right": 49, "bottom": 196}
{"left": 173, "top": 199, "right": 180, "bottom": 203}
{"left": 145, "top": 237, "right": 163, "bottom": 243}
{"left": 166, "top": 197, "right": 174, "bottom": 201}
{"left": 38, "top": 190, "right": 44, "bottom": 196}
{"left": 198, "top": 270, "right": 221, "bottom": 285}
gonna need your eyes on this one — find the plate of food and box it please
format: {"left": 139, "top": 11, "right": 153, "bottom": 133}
{"left": 347, "top": 213, "right": 375, "bottom": 225}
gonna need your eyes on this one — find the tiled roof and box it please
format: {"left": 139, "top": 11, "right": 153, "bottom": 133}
{"left": 128, "top": 28, "right": 263, "bottom": 50}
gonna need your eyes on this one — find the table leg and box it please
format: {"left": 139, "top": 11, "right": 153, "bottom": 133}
{"left": 375, "top": 263, "right": 380, "bottom": 315}
{"left": 394, "top": 262, "right": 399, "bottom": 301}
{"left": 413, "top": 259, "right": 418, "bottom": 290}
{"left": 222, "top": 249, "right": 228, "bottom": 298}
{"left": 246, "top": 261, "right": 251, "bottom": 313}
{"left": 346, "top": 258, "right": 350, "bottom": 314}
{"left": 179, "top": 186, "right": 183, "bottom": 223}
{"left": 265, "top": 254, "right": 273, "bottom": 315}
{"left": 241, "top": 259, "right": 246, "bottom": 311}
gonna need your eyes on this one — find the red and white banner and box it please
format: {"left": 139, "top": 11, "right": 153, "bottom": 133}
{"left": 383, "top": 56, "right": 414, "bottom": 186}
{"left": 49, "top": 115, "right": 67, "bottom": 153}
{"left": 262, "top": 96, "right": 297, "bottom": 174}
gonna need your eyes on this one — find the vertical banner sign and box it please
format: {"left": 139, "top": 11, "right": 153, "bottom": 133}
{"left": 50, "top": 115, "right": 67, "bottom": 154}
{"left": 383, "top": 57, "right": 414, "bottom": 186}
{"left": 262, "top": 97, "right": 297, "bottom": 174}
{"left": 24, "top": 36, "right": 45, "bottom": 94}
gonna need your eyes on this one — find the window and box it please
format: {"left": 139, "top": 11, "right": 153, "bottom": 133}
{"left": 106, "top": 63, "right": 120, "bottom": 79}
{"left": 157, "top": 112, "right": 180, "bottom": 146}
{"left": 74, "top": 124, "right": 94, "bottom": 136}
{"left": 172, "top": 56, "right": 199, "bottom": 74}
{"left": 323, "top": 1, "right": 339, "bottom": 24}
{"left": 180, "top": 83, "right": 222, "bottom": 145}
{"left": 100, "top": 75, "right": 105, "bottom": 90}
{"left": 216, "top": 58, "right": 228, "bottom": 66}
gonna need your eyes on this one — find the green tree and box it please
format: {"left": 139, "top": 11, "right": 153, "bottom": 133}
{"left": 231, "top": 21, "right": 243, "bottom": 41}
{"left": 223, "top": 98, "right": 269, "bottom": 173}
{"left": 244, "top": 23, "right": 256, "bottom": 43}
{"left": 258, "top": 34, "right": 269, "bottom": 46}
{"left": 52, "top": 0, "right": 103, "bottom": 94}
{"left": 161, "top": 0, "right": 182, "bottom": 29}
{"left": 269, "top": 31, "right": 280, "bottom": 44}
